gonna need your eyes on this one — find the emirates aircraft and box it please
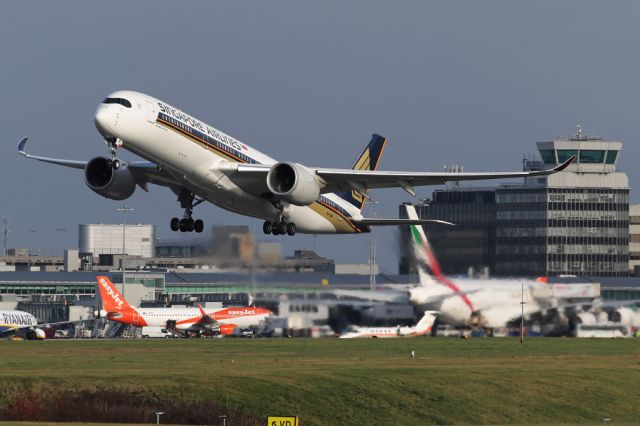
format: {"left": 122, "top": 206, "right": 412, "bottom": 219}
{"left": 96, "top": 276, "right": 272, "bottom": 336}
{"left": 18, "top": 90, "right": 573, "bottom": 235}
{"left": 405, "top": 205, "right": 550, "bottom": 329}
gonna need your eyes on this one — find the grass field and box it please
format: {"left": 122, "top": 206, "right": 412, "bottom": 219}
{"left": 0, "top": 338, "right": 639, "bottom": 425}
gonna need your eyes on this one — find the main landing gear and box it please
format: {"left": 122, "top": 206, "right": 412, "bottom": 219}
{"left": 170, "top": 189, "right": 205, "bottom": 233}
{"left": 262, "top": 202, "right": 297, "bottom": 236}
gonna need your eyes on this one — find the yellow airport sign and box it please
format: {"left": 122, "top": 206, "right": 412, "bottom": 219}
{"left": 267, "top": 416, "right": 299, "bottom": 426}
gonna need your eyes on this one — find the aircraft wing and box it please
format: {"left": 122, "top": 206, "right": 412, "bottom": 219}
{"left": 353, "top": 218, "right": 454, "bottom": 226}
{"left": 220, "top": 155, "right": 575, "bottom": 197}
{"left": 194, "top": 304, "right": 217, "bottom": 327}
{"left": 315, "top": 156, "right": 575, "bottom": 195}
{"left": 18, "top": 137, "right": 86, "bottom": 169}
{"left": 17, "top": 137, "right": 180, "bottom": 189}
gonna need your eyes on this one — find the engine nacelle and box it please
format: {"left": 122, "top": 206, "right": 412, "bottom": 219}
{"left": 26, "top": 328, "right": 46, "bottom": 340}
{"left": 266, "top": 162, "right": 321, "bottom": 206}
{"left": 84, "top": 157, "right": 136, "bottom": 200}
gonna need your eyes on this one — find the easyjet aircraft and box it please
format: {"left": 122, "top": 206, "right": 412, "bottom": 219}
{"left": 18, "top": 90, "right": 573, "bottom": 235}
{"left": 96, "top": 276, "right": 272, "bottom": 336}
{"left": 339, "top": 311, "right": 437, "bottom": 338}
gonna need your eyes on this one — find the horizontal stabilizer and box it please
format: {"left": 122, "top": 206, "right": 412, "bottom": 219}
{"left": 354, "top": 218, "right": 454, "bottom": 226}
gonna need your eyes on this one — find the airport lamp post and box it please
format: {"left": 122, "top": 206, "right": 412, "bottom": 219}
{"left": 520, "top": 282, "right": 526, "bottom": 344}
{"left": 117, "top": 204, "right": 134, "bottom": 298}
{"left": 155, "top": 411, "right": 164, "bottom": 424}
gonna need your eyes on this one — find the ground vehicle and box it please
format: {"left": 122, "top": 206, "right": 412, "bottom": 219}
{"left": 575, "top": 324, "right": 630, "bottom": 338}
{"left": 141, "top": 326, "right": 173, "bottom": 338}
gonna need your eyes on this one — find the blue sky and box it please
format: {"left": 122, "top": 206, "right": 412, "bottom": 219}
{"left": 1, "top": 2, "right": 639, "bottom": 271}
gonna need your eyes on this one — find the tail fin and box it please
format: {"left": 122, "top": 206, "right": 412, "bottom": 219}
{"left": 335, "top": 133, "right": 387, "bottom": 210}
{"left": 414, "top": 311, "right": 438, "bottom": 335}
{"left": 96, "top": 276, "right": 133, "bottom": 313}
{"left": 405, "top": 205, "right": 443, "bottom": 278}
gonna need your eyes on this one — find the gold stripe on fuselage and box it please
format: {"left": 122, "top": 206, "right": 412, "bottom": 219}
{"left": 157, "top": 117, "right": 362, "bottom": 233}
{"left": 312, "top": 200, "right": 361, "bottom": 233}
{"left": 157, "top": 117, "right": 244, "bottom": 163}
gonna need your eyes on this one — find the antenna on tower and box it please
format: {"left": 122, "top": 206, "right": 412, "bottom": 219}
{"left": 2, "top": 218, "right": 10, "bottom": 257}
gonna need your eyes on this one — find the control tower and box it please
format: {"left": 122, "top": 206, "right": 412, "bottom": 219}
{"left": 496, "top": 126, "right": 629, "bottom": 276}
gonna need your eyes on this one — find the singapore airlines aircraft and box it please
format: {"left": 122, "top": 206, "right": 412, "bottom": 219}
{"left": 339, "top": 311, "right": 437, "bottom": 338}
{"left": 18, "top": 90, "right": 574, "bottom": 236}
{"left": 97, "top": 276, "right": 272, "bottom": 336}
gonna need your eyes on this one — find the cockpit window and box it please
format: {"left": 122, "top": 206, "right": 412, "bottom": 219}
{"left": 102, "top": 97, "right": 132, "bottom": 108}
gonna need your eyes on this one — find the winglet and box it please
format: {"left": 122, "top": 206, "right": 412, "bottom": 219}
{"left": 17, "top": 137, "right": 29, "bottom": 157}
{"left": 197, "top": 303, "right": 207, "bottom": 317}
{"left": 554, "top": 155, "right": 576, "bottom": 172}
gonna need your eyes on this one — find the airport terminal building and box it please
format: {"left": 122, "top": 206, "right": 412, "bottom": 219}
{"left": 400, "top": 128, "right": 630, "bottom": 277}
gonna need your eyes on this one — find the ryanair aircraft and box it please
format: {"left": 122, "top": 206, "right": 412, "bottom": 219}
{"left": 0, "top": 310, "right": 45, "bottom": 340}
{"left": 18, "top": 91, "right": 573, "bottom": 236}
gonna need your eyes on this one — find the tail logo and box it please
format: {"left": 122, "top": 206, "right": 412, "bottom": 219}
{"left": 99, "top": 277, "right": 124, "bottom": 309}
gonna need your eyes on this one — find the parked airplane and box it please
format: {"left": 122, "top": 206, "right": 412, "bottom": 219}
{"left": 0, "top": 310, "right": 46, "bottom": 340}
{"left": 339, "top": 310, "right": 437, "bottom": 338}
{"left": 404, "top": 205, "right": 552, "bottom": 329}
{"left": 18, "top": 90, "right": 573, "bottom": 236}
{"left": 96, "top": 275, "right": 272, "bottom": 336}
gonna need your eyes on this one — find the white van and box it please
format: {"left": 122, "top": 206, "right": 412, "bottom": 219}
{"left": 141, "top": 326, "right": 174, "bottom": 338}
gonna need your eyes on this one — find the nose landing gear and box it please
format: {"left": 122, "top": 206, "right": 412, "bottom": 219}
{"left": 106, "top": 138, "right": 124, "bottom": 170}
{"left": 170, "top": 189, "right": 205, "bottom": 233}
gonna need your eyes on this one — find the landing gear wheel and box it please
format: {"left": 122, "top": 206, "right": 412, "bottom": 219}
{"left": 111, "top": 159, "right": 120, "bottom": 170}
{"left": 194, "top": 219, "right": 204, "bottom": 233}
{"left": 186, "top": 218, "right": 195, "bottom": 232}
{"left": 286, "top": 222, "right": 297, "bottom": 236}
{"left": 179, "top": 219, "right": 188, "bottom": 232}
{"left": 263, "top": 221, "right": 273, "bottom": 235}
{"left": 273, "top": 222, "right": 287, "bottom": 235}
{"left": 170, "top": 217, "right": 180, "bottom": 231}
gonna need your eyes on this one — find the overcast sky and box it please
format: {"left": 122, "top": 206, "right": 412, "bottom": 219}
{"left": 1, "top": 2, "right": 639, "bottom": 272}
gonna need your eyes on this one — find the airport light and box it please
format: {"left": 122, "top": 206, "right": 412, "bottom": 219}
{"left": 155, "top": 411, "right": 164, "bottom": 424}
{"left": 520, "top": 282, "right": 526, "bottom": 344}
{"left": 219, "top": 414, "right": 227, "bottom": 426}
{"left": 117, "top": 204, "right": 134, "bottom": 298}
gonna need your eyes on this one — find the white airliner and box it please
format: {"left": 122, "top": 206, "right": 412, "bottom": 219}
{"left": 0, "top": 310, "right": 46, "bottom": 340}
{"left": 339, "top": 311, "right": 437, "bottom": 338}
{"left": 405, "top": 205, "right": 550, "bottom": 329}
{"left": 96, "top": 276, "right": 272, "bottom": 336}
{"left": 18, "top": 90, "right": 573, "bottom": 236}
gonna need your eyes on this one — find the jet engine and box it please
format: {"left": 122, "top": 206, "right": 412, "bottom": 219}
{"left": 84, "top": 157, "right": 136, "bottom": 200}
{"left": 25, "top": 328, "right": 46, "bottom": 340}
{"left": 267, "top": 162, "right": 321, "bottom": 206}
{"left": 611, "top": 307, "right": 640, "bottom": 327}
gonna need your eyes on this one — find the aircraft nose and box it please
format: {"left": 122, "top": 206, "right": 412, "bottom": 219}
{"left": 94, "top": 105, "right": 114, "bottom": 137}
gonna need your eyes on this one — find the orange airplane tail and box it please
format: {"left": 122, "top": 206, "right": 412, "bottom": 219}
{"left": 96, "top": 275, "right": 134, "bottom": 313}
